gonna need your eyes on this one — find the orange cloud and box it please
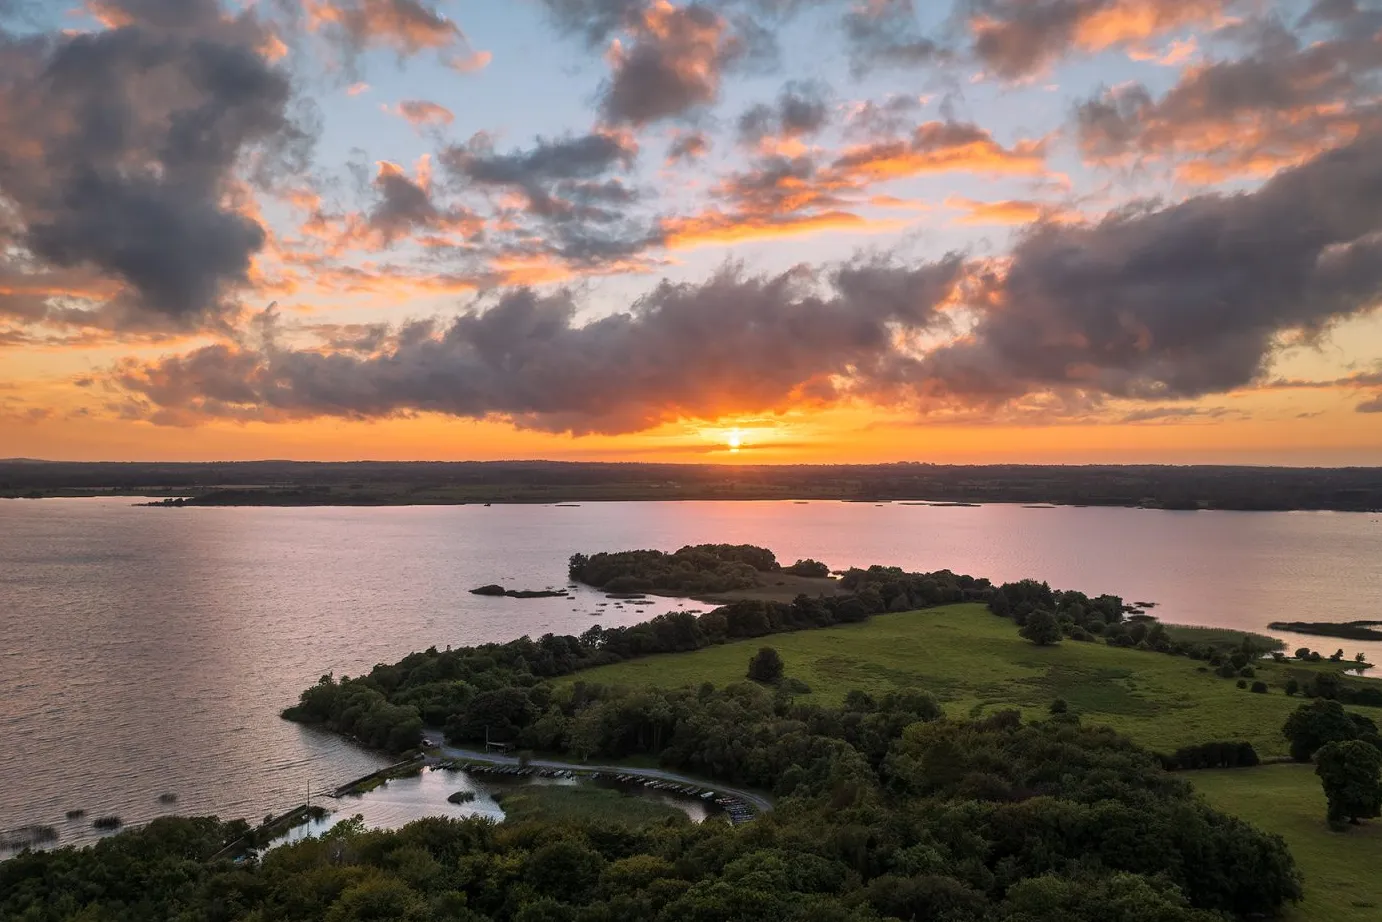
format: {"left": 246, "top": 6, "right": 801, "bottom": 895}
{"left": 829, "top": 122, "right": 1047, "bottom": 183}
{"left": 390, "top": 99, "right": 455, "bottom": 127}
{"left": 945, "top": 197, "right": 1076, "bottom": 225}
{"left": 305, "top": 0, "right": 490, "bottom": 71}
{"left": 1071, "top": 0, "right": 1221, "bottom": 54}
{"left": 660, "top": 210, "right": 902, "bottom": 249}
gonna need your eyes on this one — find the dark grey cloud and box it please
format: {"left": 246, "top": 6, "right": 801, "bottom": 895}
{"left": 1076, "top": 9, "right": 1382, "bottom": 175}
{"left": 0, "top": 0, "right": 306, "bottom": 332}
{"left": 443, "top": 132, "right": 652, "bottom": 263}
{"left": 911, "top": 128, "right": 1382, "bottom": 403}
{"left": 601, "top": 2, "right": 746, "bottom": 126}
{"left": 537, "top": 0, "right": 646, "bottom": 45}
{"left": 539, "top": 0, "right": 774, "bottom": 125}
{"left": 449, "top": 133, "right": 636, "bottom": 186}
{"left": 368, "top": 165, "right": 478, "bottom": 244}
{"left": 844, "top": 94, "right": 925, "bottom": 138}
{"left": 737, "top": 81, "right": 829, "bottom": 146}
{"left": 1359, "top": 394, "right": 1382, "bottom": 413}
{"left": 667, "top": 130, "right": 711, "bottom": 163}
{"left": 114, "top": 255, "right": 967, "bottom": 433}
{"left": 843, "top": 0, "right": 942, "bottom": 75}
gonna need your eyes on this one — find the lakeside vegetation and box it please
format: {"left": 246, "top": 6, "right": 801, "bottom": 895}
{"left": 5, "top": 459, "right": 1382, "bottom": 510}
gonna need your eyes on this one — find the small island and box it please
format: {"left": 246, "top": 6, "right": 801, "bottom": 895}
{"left": 469, "top": 584, "right": 569, "bottom": 599}
{"left": 1269, "top": 620, "right": 1382, "bottom": 642}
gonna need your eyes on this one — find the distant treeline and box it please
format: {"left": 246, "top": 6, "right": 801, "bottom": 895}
{"left": 4, "top": 459, "right": 1381, "bottom": 510}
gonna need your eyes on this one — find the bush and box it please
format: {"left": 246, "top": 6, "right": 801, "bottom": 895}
{"left": 1239, "top": 666, "right": 1256, "bottom": 678}
{"left": 1251, "top": 681, "right": 1269, "bottom": 694}
{"left": 1216, "top": 662, "right": 1238, "bottom": 679}
{"left": 747, "top": 647, "right": 784, "bottom": 684}
{"left": 783, "top": 559, "right": 830, "bottom": 578}
{"left": 1237, "top": 679, "right": 1248, "bottom": 689}
{"left": 1019, "top": 610, "right": 1062, "bottom": 646}
{"left": 1285, "top": 679, "right": 1300, "bottom": 696}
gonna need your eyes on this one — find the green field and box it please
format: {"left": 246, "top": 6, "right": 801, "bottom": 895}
{"left": 494, "top": 785, "right": 689, "bottom": 827}
{"left": 565, "top": 604, "right": 1382, "bottom": 758}
{"left": 1193, "top": 764, "right": 1382, "bottom": 922}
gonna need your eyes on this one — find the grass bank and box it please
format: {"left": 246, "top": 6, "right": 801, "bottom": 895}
{"left": 1193, "top": 764, "right": 1382, "bottom": 922}
{"left": 494, "top": 785, "right": 690, "bottom": 827}
{"left": 564, "top": 603, "right": 1382, "bottom": 758}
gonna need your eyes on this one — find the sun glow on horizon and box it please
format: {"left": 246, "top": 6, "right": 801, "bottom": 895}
{"left": 726, "top": 429, "right": 744, "bottom": 453}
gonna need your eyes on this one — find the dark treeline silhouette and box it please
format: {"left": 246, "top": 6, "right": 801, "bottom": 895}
{"left": 4, "top": 459, "right": 1381, "bottom": 510}
{"left": 4, "top": 703, "right": 1303, "bottom": 922}
{"left": 1159, "top": 741, "right": 1261, "bottom": 771}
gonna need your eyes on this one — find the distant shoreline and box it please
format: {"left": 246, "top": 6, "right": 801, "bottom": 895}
{"left": 3, "top": 460, "right": 1380, "bottom": 512}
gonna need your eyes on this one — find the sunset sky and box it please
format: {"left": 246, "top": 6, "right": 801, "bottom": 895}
{"left": 2, "top": 0, "right": 1381, "bottom": 464}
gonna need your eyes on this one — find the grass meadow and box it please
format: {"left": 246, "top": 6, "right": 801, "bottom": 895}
{"left": 563, "top": 603, "right": 1382, "bottom": 759}
{"left": 1193, "top": 764, "right": 1382, "bottom": 922}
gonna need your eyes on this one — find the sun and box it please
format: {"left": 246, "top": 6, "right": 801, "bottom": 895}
{"left": 726, "top": 429, "right": 744, "bottom": 452}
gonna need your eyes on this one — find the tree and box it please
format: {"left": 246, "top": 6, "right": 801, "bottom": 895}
{"left": 1315, "top": 740, "right": 1382, "bottom": 830}
{"left": 747, "top": 647, "right": 784, "bottom": 684}
{"left": 1283, "top": 699, "right": 1366, "bottom": 762}
{"left": 1019, "top": 610, "right": 1062, "bottom": 646}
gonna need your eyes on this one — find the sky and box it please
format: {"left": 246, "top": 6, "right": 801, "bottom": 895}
{"left": 1, "top": 0, "right": 1381, "bottom": 465}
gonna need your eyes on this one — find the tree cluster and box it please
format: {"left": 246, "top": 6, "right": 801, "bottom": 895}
{"left": 568, "top": 545, "right": 780, "bottom": 594}
{"left": 1158, "top": 741, "right": 1260, "bottom": 771}
{"left": 1282, "top": 699, "right": 1382, "bottom": 763}
{"left": 4, "top": 706, "right": 1302, "bottom": 922}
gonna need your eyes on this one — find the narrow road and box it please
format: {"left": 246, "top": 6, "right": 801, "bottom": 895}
{"left": 435, "top": 744, "right": 774, "bottom": 814}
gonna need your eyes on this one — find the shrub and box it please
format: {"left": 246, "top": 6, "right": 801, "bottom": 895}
{"left": 1216, "top": 662, "right": 1238, "bottom": 679}
{"left": 1240, "top": 666, "right": 1256, "bottom": 678}
{"left": 747, "top": 647, "right": 785, "bottom": 684}
{"left": 783, "top": 559, "right": 830, "bottom": 578}
{"left": 1019, "top": 611, "right": 1062, "bottom": 646}
{"left": 1237, "top": 679, "right": 1248, "bottom": 689}
{"left": 1251, "top": 681, "right": 1269, "bottom": 694}
{"left": 1285, "top": 679, "right": 1300, "bottom": 696}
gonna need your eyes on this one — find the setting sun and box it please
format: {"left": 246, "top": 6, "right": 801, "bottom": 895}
{"left": 726, "top": 429, "right": 744, "bottom": 452}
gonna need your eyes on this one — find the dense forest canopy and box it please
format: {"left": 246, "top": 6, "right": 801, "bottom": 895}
{"left": 3, "top": 702, "right": 1303, "bottom": 922}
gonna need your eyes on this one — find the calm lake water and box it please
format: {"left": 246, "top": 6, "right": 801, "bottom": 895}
{"left": 3, "top": 497, "right": 1381, "bottom": 849}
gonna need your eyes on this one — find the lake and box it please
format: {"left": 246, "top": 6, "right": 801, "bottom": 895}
{"left": 3, "top": 497, "right": 1381, "bottom": 849}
